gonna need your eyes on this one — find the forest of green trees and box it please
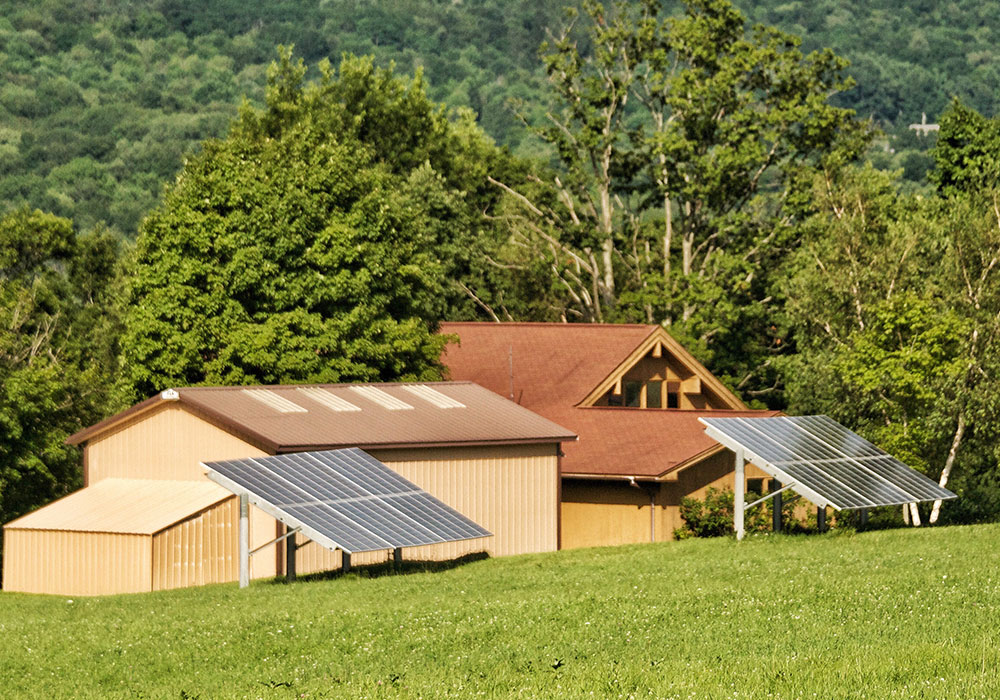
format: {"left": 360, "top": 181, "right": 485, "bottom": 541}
{"left": 4, "top": 0, "right": 1000, "bottom": 235}
{"left": 2, "top": 0, "right": 1000, "bottom": 535}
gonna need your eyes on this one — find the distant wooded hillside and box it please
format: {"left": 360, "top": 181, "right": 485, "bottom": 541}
{"left": 1, "top": 0, "right": 997, "bottom": 234}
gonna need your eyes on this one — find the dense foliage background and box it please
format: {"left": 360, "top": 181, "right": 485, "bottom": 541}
{"left": 2, "top": 0, "right": 998, "bottom": 235}
{"left": 2, "top": 0, "right": 1000, "bottom": 532}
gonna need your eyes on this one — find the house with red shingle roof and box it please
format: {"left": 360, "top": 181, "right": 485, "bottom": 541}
{"left": 439, "top": 322, "right": 778, "bottom": 548}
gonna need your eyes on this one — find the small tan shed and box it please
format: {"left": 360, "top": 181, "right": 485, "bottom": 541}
{"left": 2, "top": 479, "right": 237, "bottom": 596}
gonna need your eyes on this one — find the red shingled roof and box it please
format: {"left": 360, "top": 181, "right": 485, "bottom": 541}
{"left": 545, "top": 406, "right": 780, "bottom": 478}
{"left": 440, "top": 322, "right": 778, "bottom": 478}
{"left": 440, "top": 322, "right": 657, "bottom": 410}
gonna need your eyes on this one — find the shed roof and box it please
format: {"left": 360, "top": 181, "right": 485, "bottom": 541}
{"left": 439, "top": 322, "right": 777, "bottom": 478}
{"left": 4, "top": 479, "right": 232, "bottom": 535}
{"left": 67, "top": 382, "right": 576, "bottom": 453}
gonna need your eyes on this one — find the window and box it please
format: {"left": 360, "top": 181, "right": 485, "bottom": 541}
{"left": 624, "top": 380, "right": 642, "bottom": 407}
{"left": 666, "top": 381, "right": 680, "bottom": 408}
{"left": 605, "top": 390, "right": 623, "bottom": 406}
{"left": 646, "top": 380, "right": 662, "bottom": 408}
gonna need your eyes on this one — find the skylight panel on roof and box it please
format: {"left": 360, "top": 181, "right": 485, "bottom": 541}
{"left": 296, "top": 387, "right": 362, "bottom": 412}
{"left": 348, "top": 386, "right": 414, "bottom": 410}
{"left": 242, "top": 389, "right": 308, "bottom": 413}
{"left": 401, "top": 384, "right": 466, "bottom": 409}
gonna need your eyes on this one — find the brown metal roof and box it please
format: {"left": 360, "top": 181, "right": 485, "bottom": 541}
{"left": 67, "top": 382, "right": 577, "bottom": 452}
{"left": 4, "top": 479, "right": 232, "bottom": 535}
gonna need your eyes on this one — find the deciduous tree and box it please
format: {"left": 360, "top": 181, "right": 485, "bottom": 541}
{"left": 0, "top": 209, "right": 119, "bottom": 531}
{"left": 119, "top": 51, "right": 506, "bottom": 401}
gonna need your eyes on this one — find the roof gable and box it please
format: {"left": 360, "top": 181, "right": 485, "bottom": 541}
{"left": 578, "top": 327, "right": 746, "bottom": 410}
{"left": 439, "top": 322, "right": 745, "bottom": 411}
{"left": 440, "top": 322, "right": 771, "bottom": 478}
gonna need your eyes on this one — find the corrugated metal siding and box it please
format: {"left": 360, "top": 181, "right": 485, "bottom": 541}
{"left": 1, "top": 529, "right": 151, "bottom": 596}
{"left": 293, "top": 537, "right": 392, "bottom": 575}
{"left": 151, "top": 497, "right": 238, "bottom": 591}
{"left": 371, "top": 443, "right": 558, "bottom": 558}
{"left": 295, "top": 536, "right": 339, "bottom": 574}
{"left": 86, "top": 404, "right": 267, "bottom": 483}
{"left": 250, "top": 505, "right": 279, "bottom": 579}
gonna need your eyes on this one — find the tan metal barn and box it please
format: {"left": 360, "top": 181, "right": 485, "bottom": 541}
{"left": 2, "top": 382, "right": 575, "bottom": 596}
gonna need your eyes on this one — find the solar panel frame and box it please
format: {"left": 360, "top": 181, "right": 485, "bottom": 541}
{"left": 203, "top": 448, "right": 491, "bottom": 554}
{"left": 700, "top": 416, "right": 957, "bottom": 510}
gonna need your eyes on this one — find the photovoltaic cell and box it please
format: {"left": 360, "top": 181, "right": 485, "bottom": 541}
{"left": 203, "top": 448, "right": 491, "bottom": 553}
{"left": 700, "top": 415, "right": 957, "bottom": 510}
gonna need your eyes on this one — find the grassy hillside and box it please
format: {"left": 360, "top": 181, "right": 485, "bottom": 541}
{"left": 1, "top": 524, "right": 998, "bottom": 698}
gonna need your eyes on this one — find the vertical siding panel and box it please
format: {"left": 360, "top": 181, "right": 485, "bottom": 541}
{"left": 2, "top": 530, "right": 149, "bottom": 596}
{"left": 86, "top": 405, "right": 267, "bottom": 483}
{"left": 249, "top": 505, "right": 277, "bottom": 579}
{"left": 373, "top": 443, "right": 558, "bottom": 560}
{"left": 151, "top": 496, "right": 239, "bottom": 591}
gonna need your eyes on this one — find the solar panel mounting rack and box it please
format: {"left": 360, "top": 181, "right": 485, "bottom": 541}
{"left": 203, "top": 448, "right": 492, "bottom": 586}
{"left": 700, "top": 415, "right": 957, "bottom": 512}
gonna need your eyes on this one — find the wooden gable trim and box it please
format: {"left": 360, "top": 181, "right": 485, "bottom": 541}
{"left": 577, "top": 327, "right": 747, "bottom": 409}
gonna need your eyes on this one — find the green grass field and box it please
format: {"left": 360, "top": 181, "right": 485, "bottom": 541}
{"left": 1, "top": 524, "right": 998, "bottom": 699}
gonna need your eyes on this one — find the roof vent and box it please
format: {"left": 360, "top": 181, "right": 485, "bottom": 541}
{"left": 402, "top": 385, "right": 465, "bottom": 409}
{"left": 296, "top": 387, "right": 362, "bottom": 412}
{"left": 161, "top": 389, "right": 180, "bottom": 401}
{"left": 242, "top": 389, "right": 308, "bottom": 413}
{"left": 349, "top": 386, "right": 414, "bottom": 411}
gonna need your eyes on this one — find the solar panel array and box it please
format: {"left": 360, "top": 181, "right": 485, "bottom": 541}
{"left": 700, "top": 415, "right": 957, "bottom": 510}
{"left": 203, "top": 448, "right": 491, "bottom": 554}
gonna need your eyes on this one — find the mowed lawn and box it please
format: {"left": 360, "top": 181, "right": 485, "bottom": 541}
{"left": 1, "top": 524, "right": 998, "bottom": 699}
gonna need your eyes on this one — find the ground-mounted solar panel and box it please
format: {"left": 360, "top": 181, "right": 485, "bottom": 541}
{"left": 700, "top": 415, "right": 957, "bottom": 511}
{"left": 203, "top": 448, "right": 491, "bottom": 554}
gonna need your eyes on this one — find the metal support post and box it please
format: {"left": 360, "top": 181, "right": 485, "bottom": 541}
{"left": 393, "top": 547, "right": 402, "bottom": 570}
{"left": 860, "top": 508, "right": 869, "bottom": 529}
{"left": 734, "top": 447, "right": 745, "bottom": 540}
{"left": 238, "top": 493, "right": 249, "bottom": 589}
{"left": 817, "top": 506, "right": 826, "bottom": 533}
{"left": 285, "top": 526, "right": 296, "bottom": 582}
{"left": 342, "top": 551, "right": 351, "bottom": 573}
{"left": 771, "top": 479, "right": 782, "bottom": 533}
